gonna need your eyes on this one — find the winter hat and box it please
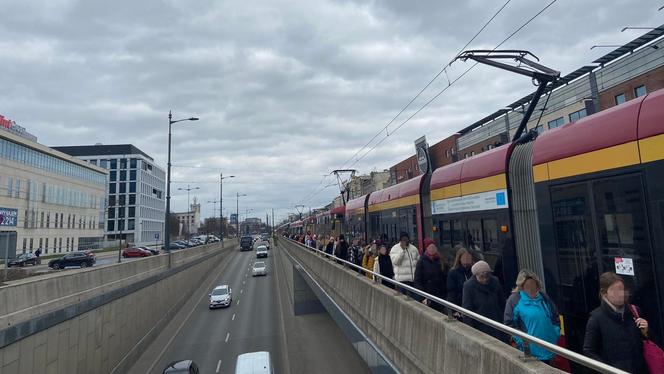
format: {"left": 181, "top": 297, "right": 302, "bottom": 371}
{"left": 471, "top": 260, "right": 492, "bottom": 276}
{"left": 423, "top": 238, "right": 436, "bottom": 250}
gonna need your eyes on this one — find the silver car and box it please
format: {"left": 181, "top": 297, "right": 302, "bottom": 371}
{"left": 209, "top": 285, "right": 232, "bottom": 308}
{"left": 252, "top": 261, "right": 267, "bottom": 276}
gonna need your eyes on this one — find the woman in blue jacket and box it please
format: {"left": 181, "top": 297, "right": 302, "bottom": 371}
{"left": 504, "top": 269, "right": 561, "bottom": 364}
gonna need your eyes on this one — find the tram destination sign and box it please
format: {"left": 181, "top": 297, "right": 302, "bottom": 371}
{"left": 432, "top": 190, "right": 508, "bottom": 215}
{"left": 0, "top": 208, "right": 18, "bottom": 227}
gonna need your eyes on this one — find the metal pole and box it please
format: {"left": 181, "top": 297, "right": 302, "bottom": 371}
{"left": 236, "top": 192, "right": 239, "bottom": 238}
{"left": 118, "top": 224, "right": 122, "bottom": 263}
{"left": 187, "top": 184, "right": 190, "bottom": 241}
{"left": 3, "top": 233, "right": 9, "bottom": 282}
{"left": 165, "top": 111, "right": 173, "bottom": 264}
{"left": 219, "top": 173, "right": 224, "bottom": 248}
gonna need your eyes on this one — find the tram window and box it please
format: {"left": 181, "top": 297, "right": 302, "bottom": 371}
{"left": 370, "top": 216, "right": 379, "bottom": 239}
{"left": 551, "top": 185, "right": 596, "bottom": 287}
{"left": 592, "top": 176, "right": 653, "bottom": 298}
{"left": 482, "top": 219, "right": 498, "bottom": 252}
{"left": 399, "top": 209, "right": 409, "bottom": 234}
{"left": 467, "top": 219, "right": 483, "bottom": 252}
{"left": 440, "top": 220, "right": 452, "bottom": 251}
{"left": 451, "top": 219, "right": 463, "bottom": 247}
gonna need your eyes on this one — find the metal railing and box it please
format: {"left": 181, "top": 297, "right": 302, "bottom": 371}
{"left": 281, "top": 237, "right": 628, "bottom": 374}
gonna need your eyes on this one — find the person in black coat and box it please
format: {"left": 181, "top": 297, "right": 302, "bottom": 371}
{"left": 415, "top": 238, "right": 447, "bottom": 312}
{"left": 325, "top": 237, "right": 334, "bottom": 255}
{"left": 583, "top": 272, "right": 648, "bottom": 374}
{"left": 462, "top": 261, "right": 507, "bottom": 342}
{"left": 447, "top": 247, "right": 474, "bottom": 311}
{"left": 334, "top": 234, "right": 349, "bottom": 262}
{"left": 375, "top": 243, "right": 395, "bottom": 289}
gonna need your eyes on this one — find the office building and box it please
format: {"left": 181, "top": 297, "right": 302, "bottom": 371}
{"left": 0, "top": 118, "right": 107, "bottom": 256}
{"left": 53, "top": 144, "right": 166, "bottom": 246}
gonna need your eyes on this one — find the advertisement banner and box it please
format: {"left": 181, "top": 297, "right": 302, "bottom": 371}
{"left": 432, "top": 189, "right": 508, "bottom": 215}
{"left": 0, "top": 208, "right": 18, "bottom": 227}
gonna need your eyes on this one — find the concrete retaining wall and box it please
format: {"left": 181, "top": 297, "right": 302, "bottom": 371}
{"left": 0, "top": 241, "right": 235, "bottom": 374}
{"left": 279, "top": 238, "right": 561, "bottom": 374}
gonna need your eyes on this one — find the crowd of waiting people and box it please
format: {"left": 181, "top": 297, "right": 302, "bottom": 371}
{"left": 283, "top": 230, "right": 653, "bottom": 373}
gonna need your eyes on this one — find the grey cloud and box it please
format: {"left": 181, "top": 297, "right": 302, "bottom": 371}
{"left": 1, "top": 0, "right": 661, "bottom": 221}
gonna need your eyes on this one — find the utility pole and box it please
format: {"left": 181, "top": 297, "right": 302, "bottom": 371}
{"left": 331, "top": 169, "right": 357, "bottom": 205}
{"left": 207, "top": 199, "right": 220, "bottom": 238}
{"left": 178, "top": 185, "right": 199, "bottom": 241}
{"left": 220, "top": 173, "right": 234, "bottom": 246}
{"left": 236, "top": 192, "right": 247, "bottom": 238}
{"left": 295, "top": 204, "right": 305, "bottom": 220}
{"left": 165, "top": 111, "right": 199, "bottom": 261}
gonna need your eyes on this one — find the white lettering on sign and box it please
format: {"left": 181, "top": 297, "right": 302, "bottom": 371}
{"left": 431, "top": 189, "right": 508, "bottom": 215}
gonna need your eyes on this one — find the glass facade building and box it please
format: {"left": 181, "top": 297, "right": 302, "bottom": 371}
{"left": 53, "top": 145, "right": 166, "bottom": 246}
{"left": 0, "top": 129, "right": 107, "bottom": 255}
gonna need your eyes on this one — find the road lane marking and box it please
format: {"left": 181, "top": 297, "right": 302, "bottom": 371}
{"left": 216, "top": 360, "right": 222, "bottom": 373}
{"left": 236, "top": 299, "right": 240, "bottom": 305}
{"left": 240, "top": 289, "right": 243, "bottom": 294}
{"left": 225, "top": 332, "right": 230, "bottom": 343}
{"left": 243, "top": 280, "right": 245, "bottom": 285}
{"left": 144, "top": 250, "right": 235, "bottom": 374}
{"left": 232, "top": 313, "right": 236, "bottom": 321}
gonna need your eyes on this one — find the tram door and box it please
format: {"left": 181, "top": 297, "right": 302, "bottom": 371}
{"left": 551, "top": 174, "right": 659, "bottom": 361}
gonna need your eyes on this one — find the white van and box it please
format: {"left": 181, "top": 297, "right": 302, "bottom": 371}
{"left": 234, "top": 351, "right": 273, "bottom": 374}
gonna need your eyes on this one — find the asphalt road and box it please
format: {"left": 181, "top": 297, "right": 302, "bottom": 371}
{"left": 130, "top": 246, "right": 284, "bottom": 374}
{"left": 129, "top": 242, "right": 371, "bottom": 374}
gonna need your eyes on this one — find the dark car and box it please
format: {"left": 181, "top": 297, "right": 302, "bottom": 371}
{"left": 48, "top": 252, "right": 95, "bottom": 270}
{"left": 122, "top": 247, "right": 152, "bottom": 258}
{"left": 7, "top": 253, "right": 39, "bottom": 267}
{"left": 139, "top": 246, "right": 160, "bottom": 256}
{"left": 83, "top": 250, "right": 96, "bottom": 262}
{"left": 162, "top": 360, "right": 199, "bottom": 374}
{"left": 162, "top": 242, "right": 185, "bottom": 250}
{"left": 240, "top": 235, "right": 253, "bottom": 251}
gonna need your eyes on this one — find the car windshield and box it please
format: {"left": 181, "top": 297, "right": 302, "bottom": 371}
{"left": 212, "top": 288, "right": 228, "bottom": 296}
{"left": 257, "top": 246, "right": 267, "bottom": 251}
{"left": 254, "top": 262, "right": 265, "bottom": 268}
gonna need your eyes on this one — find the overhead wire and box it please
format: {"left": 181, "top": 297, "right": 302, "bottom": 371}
{"left": 297, "top": 0, "right": 514, "bottom": 209}
{"left": 337, "top": 0, "right": 513, "bottom": 171}
{"left": 346, "top": 0, "right": 559, "bottom": 170}
{"left": 293, "top": 0, "right": 559, "bottom": 213}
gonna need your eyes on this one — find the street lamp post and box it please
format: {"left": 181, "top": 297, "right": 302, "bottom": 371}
{"left": 207, "top": 199, "right": 220, "bottom": 237}
{"left": 220, "top": 173, "right": 235, "bottom": 246}
{"left": 178, "top": 185, "right": 199, "bottom": 241}
{"left": 165, "top": 111, "right": 199, "bottom": 261}
{"left": 236, "top": 192, "right": 247, "bottom": 238}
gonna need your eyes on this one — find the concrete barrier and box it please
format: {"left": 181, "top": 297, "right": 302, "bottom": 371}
{"left": 278, "top": 238, "right": 561, "bottom": 374}
{"left": 0, "top": 241, "right": 235, "bottom": 374}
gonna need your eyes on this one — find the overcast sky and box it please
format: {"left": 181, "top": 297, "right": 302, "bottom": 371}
{"left": 1, "top": 0, "right": 662, "bottom": 223}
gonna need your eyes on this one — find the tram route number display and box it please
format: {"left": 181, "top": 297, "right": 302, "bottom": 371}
{"left": 431, "top": 189, "right": 508, "bottom": 215}
{"left": 615, "top": 257, "right": 635, "bottom": 276}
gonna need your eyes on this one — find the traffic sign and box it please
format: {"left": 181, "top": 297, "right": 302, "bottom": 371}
{"left": 154, "top": 233, "right": 160, "bottom": 240}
